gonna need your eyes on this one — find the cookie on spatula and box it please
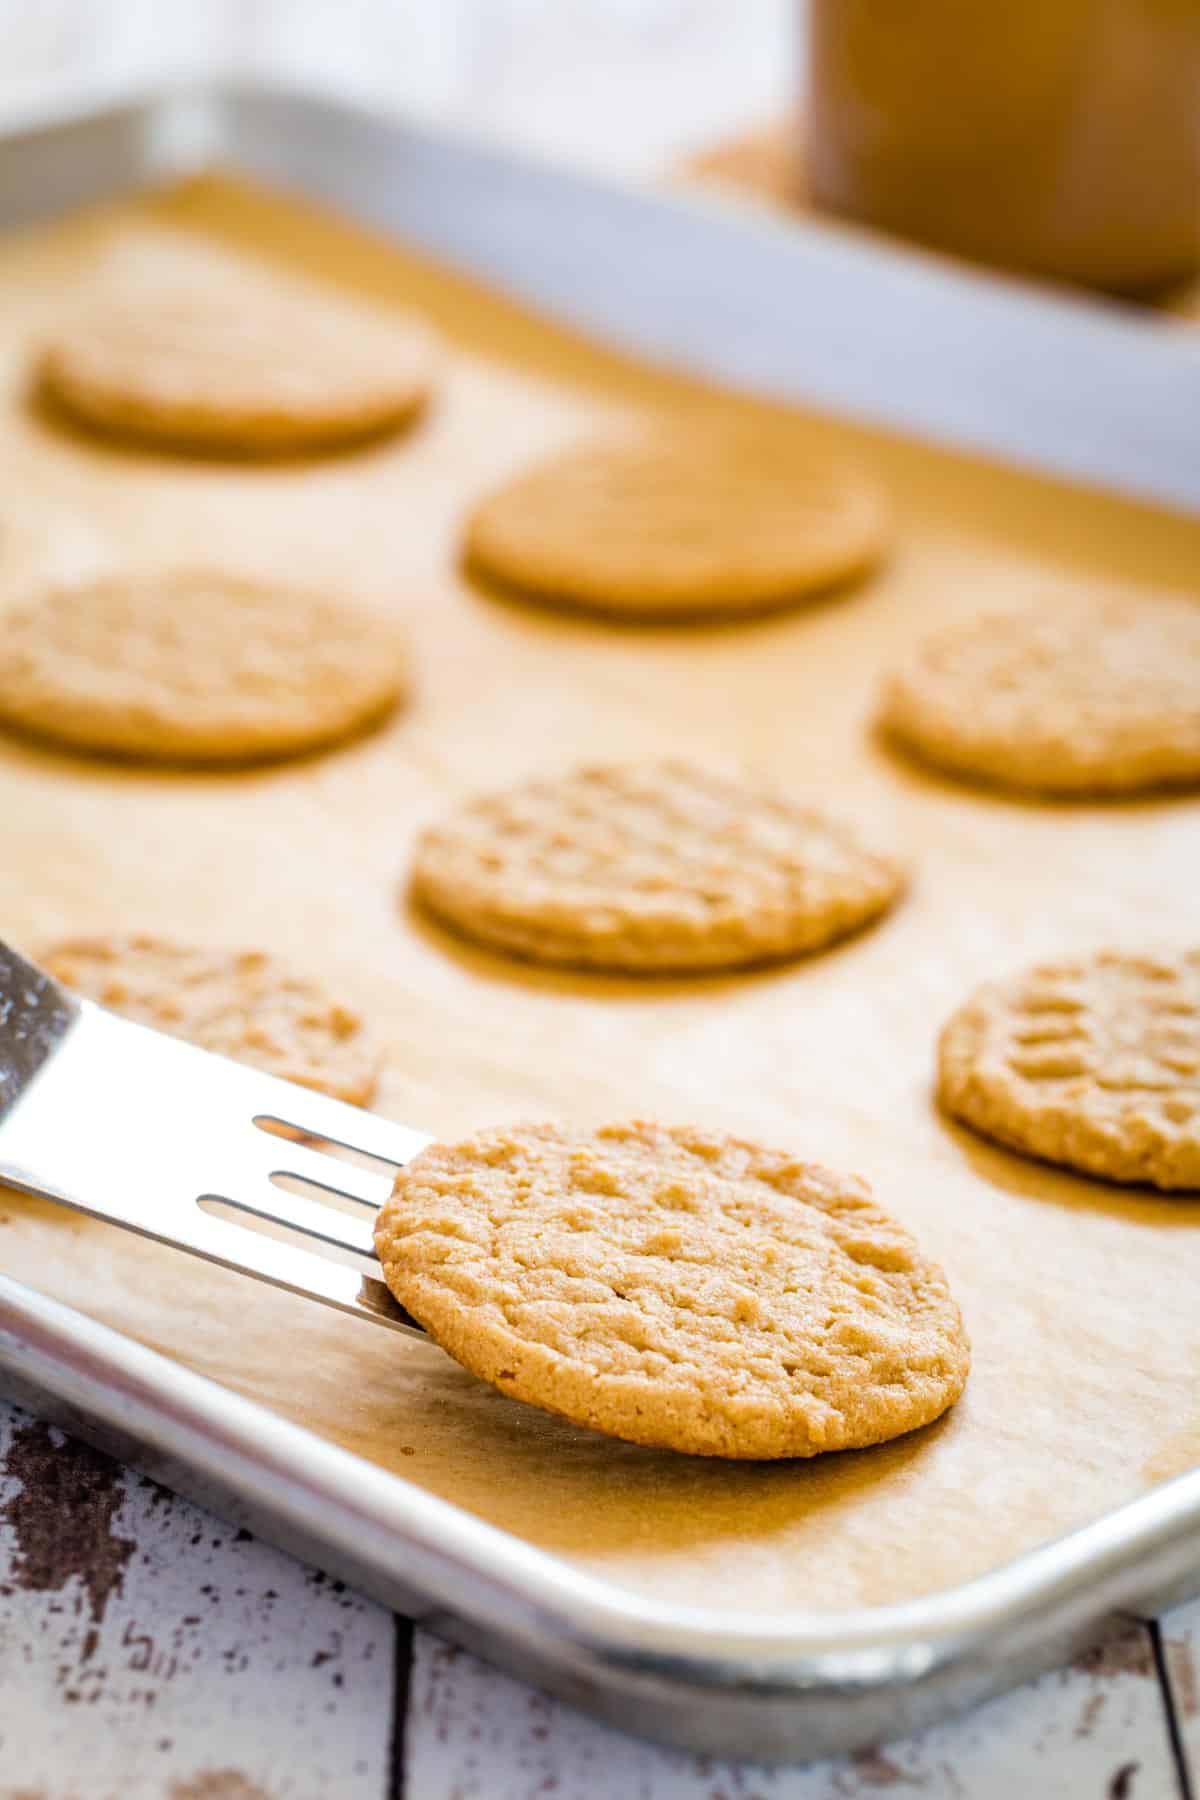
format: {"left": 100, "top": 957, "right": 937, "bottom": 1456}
{"left": 374, "top": 1119, "right": 969, "bottom": 1458}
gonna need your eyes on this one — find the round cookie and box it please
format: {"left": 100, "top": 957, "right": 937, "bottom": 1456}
{"left": 0, "top": 569, "right": 408, "bottom": 765}
{"left": 411, "top": 760, "right": 905, "bottom": 974}
{"left": 463, "top": 429, "right": 887, "bottom": 619}
{"left": 879, "top": 592, "right": 1200, "bottom": 796}
{"left": 42, "top": 935, "right": 382, "bottom": 1105}
{"left": 938, "top": 948, "right": 1200, "bottom": 1189}
{"left": 375, "top": 1120, "right": 968, "bottom": 1458}
{"left": 40, "top": 286, "right": 438, "bottom": 458}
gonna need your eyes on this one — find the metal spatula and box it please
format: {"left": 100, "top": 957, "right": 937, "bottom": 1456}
{"left": 0, "top": 940, "right": 430, "bottom": 1335}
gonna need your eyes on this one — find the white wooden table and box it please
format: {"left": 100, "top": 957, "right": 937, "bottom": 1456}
{"left": 1, "top": 6, "right": 1197, "bottom": 1794}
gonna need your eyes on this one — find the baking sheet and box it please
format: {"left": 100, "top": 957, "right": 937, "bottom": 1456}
{"left": 0, "top": 173, "right": 1198, "bottom": 1620}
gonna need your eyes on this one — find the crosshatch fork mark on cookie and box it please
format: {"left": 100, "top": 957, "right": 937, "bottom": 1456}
{"left": 939, "top": 949, "right": 1200, "bottom": 1189}
{"left": 412, "top": 760, "right": 905, "bottom": 974}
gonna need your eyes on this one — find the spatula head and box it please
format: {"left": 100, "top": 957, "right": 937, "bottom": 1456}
{"left": 0, "top": 936, "right": 427, "bottom": 1335}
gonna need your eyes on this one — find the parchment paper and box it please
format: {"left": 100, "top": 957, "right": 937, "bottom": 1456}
{"left": 0, "top": 174, "right": 1197, "bottom": 1616}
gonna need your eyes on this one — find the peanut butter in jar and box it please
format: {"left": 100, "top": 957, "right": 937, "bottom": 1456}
{"left": 806, "top": 0, "right": 1200, "bottom": 296}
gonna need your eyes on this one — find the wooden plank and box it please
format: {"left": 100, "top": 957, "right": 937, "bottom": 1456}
{"left": 0, "top": 1399, "right": 396, "bottom": 1800}
{"left": 402, "top": 1622, "right": 1180, "bottom": 1800}
{"left": 1160, "top": 1596, "right": 1200, "bottom": 1797}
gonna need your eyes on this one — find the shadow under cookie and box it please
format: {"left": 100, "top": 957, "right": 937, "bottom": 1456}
{"left": 0, "top": 692, "right": 406, "bottom": 778}
{"left": 403, "top": 887, "right": 763, "bottom": 1001}
{"left": 405, "top": 880, "right": 901, "bottom": 996}
{"left": 936, "top": 1108, "right": 1200, "bottom": 1221}
{"left": 462, "top": 547, "right": 882, "bottom": 632}
{"left": 874, "top": 718, "right": 1200, "bottom": 809}
{"left": 27, "top": 374, "right": 426, "bottom": 468}
{"left": 352, "top": 1343, "right": 963, "bottom": 1561}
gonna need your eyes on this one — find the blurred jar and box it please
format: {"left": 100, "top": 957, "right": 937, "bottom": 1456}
{"left": 806, "top": 0, "right": 1199, "bottom": 296}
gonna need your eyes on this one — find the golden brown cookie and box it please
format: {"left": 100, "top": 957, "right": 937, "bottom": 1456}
{"left": 938, "top": 948, "right": 1200, "bottom": 1189}
{"left": 40, "top": 261, "right": 438, "bottom": 458}
{"left": 374, "top": 1119, "right": 969, "bottom": 1458}
{"left": 879, "top": 591, "right": 1200, "bottom": 796}
{"left": 463, "top": 429, "right": 887, "bottom": 619}
{"left": 42, "top": 935, "right": 382, "bottom": 1105}
{"left": 0, "top": 569, "right": 408, "bottom": 765}
{"left": 411, "top": 760, "right": 904, "bottom": 973}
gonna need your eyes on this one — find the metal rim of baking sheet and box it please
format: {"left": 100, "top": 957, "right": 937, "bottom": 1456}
{"left": 1, "top": 78, "right": 1198, "bottom": 514}
{"left": 0, "top": 81, "right": 1198, "bottom": 1764}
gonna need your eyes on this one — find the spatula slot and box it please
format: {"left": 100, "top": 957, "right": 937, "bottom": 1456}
{"left": 197, "top": 1191, "right": 376, "bottom": 1264}
{"left": 251, "top": 1109, "right": 419, "bottom": 1172}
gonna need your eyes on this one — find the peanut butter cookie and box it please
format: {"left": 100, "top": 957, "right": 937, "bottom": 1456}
{"left": 411, "top": 760, "right": 904, "bottom": 973}
{"left": 374, "top": 1120, "right": 969, "bottom": 1458}
{"left": 43, "top": 935, "right": 382, "bottom": 1105}
{"left": 938, "top": 948, "right": 1200, "bottom": 1188}
{"left": 464, "top": 429, "right": 887, "bottom": 619}
{"left": 879, "top": 592, "right": 1200, "bottom": 796}
{"left": 40, "top": 262, "right": 438, "bottom": 458}
{"left": 0, "top": 569, "right": 408, "bottom": 765}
